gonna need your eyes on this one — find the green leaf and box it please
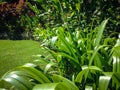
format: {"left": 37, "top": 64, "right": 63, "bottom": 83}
{"left": 93, "top": 52, "right": 103, "bottom": 69}
{"left": 75, "top": 65, "right": 102, "bottom": 83}
{"left": 44, "top": 62, "right": 57, "bottom": 74}
{"left": 113, "top": 41, "right": 120, "bottom": 57}
{"left": 58, "top": 27, "right": 78, "bottom": 64}
{"left": 1, "top": 71, "right": 33, "bottom": 90}
{"left": 75, "top": 66, "right": 89, "bottom": 83}
{"left": 32, "top": 82, "right": 70, "bottom": 90}
{"left": 88, "top": 66, "right": 102, "bottom": 71}
{"left": 85, "top": 85, "right": 93, "bottom": 90}
{"left": 89, "top": 45, "right": 107, "bottom": 66}
{"left": 51, "top": 36, "right": 58, "bottom": 47}
{"left": 52, "top": 75, "right": 79, "bottom": 90}
{"left": 94, "top": 19, "right": 108, "bottom": 46}
{"left": 19, "top": 66, "right": 51, "bottom": 83}
{"left": 112, "top": 38, "right": 120, "bottom": 76}
{"left": 3, "top": 74, "right": 30, "bottom": 90}
{"left": 113, "top": 56, "right": 120, "bottom": 73}
{"left": 57, "top": 52, "right": 76, "bottom": 62}
{"left": 27, "top": 2, "right": 40, "bottom": 14}
{"left": 76, "top": 3, "right": 80, "bottom": 12}
{"left": 111, "top": 72, "right": 120, "bottom": 89}
{"left": 23, "top": 63, "right": 37, "bottom": 68}
{"left": 99, "top": 75, "right": 112, "bottom": 90}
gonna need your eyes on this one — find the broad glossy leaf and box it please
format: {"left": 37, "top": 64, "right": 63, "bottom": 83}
{"left": 88, "top": 66, "right": 102, "bottom": 71}
{"left": 52, "top": 75, "right": 79, "bottom": 90}
{"left": 3, "top": 74, "right": 29, "bottom": 90}
{"left": 113, "top": 56, "right": 120, "bottom": 73}
{"left": 2, "top": 71, "right": 33, "bottom": 90}
{"left": 103, "top": 72, "right": 120, "bottom": 89}
{"left": 19, "top": 66, "right": 51, "bottom": 83}
{"left": 33, "top": 82, "right": 70, "bottom": 90}
{"left": 99, "top": 75, "right": 112, "bottom": 90}
{"left": 75, "top": 66, "right": 89, "bottom": 83}
{"left": 75, "top": 65, "right": 102, "bottom": 83}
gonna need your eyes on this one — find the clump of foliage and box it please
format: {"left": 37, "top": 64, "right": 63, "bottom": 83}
{"left": 0, "top": 19, "right": 120, "bottom": 90}
{"left": 0, "top": 0, "right": 35, "bottom": 39}
{"left": 0, "top": 0, "right": 119, "bottom": 40}
{"left": 0, "top": 0, "right": 120, "bottom": 90}
{"left": 30, "top": 0, "right": 120, "bottom": 37}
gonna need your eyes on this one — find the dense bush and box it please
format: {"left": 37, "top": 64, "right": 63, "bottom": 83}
{"left": 30, "top": 0, "right": 120, "bottom": 30}
{"left": 27, "top": 0, "right": 120, "bottom": 44}
{"left": 0, "top": 0, "right": 35, "bottom": 39}
{"left": 0, "top": 0, "right": 119, "bottom": 39}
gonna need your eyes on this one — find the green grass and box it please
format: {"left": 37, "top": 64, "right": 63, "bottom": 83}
{"left": 0, "top": 40, "right": 44, "bottom": 77}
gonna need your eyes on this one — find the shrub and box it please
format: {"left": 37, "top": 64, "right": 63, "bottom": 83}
{"left": 0, "top": 0, "right": 35, "bottom": 39}
{"left": 30, "top": 0, "right": 120, "bottom": 37}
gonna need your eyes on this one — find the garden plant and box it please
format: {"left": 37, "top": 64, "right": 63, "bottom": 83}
{"left": 0, "top": 0, "right": 120, "bottom": 90}
{"left": 0, "top": 19, "right": 120, "bottom": 90}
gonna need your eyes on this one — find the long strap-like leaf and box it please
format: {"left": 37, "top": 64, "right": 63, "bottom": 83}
{"left": 99, "top": 75, "right": 112, "bottom": 90}
{"left": 94, "top": 19, "right": 108, "bottom": 46}
{"left": 32, "top": 82, "right": 70, "bottom": 90}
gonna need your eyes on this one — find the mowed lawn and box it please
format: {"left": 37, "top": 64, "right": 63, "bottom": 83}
{"left": 0, "top": 40, "right": 44, "bottom": 77}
